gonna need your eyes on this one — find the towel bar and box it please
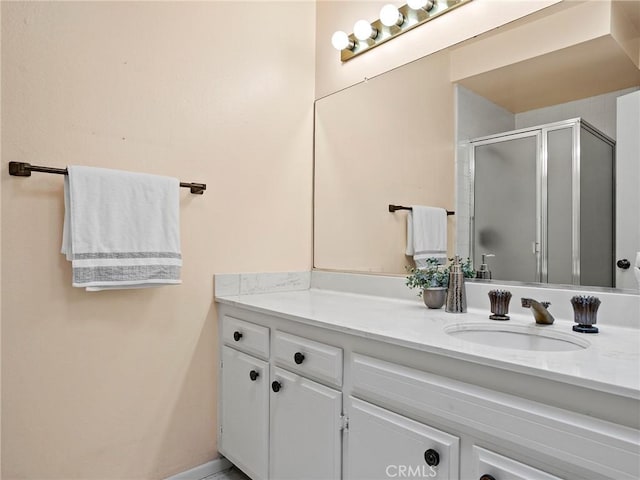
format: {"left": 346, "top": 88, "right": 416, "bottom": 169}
{"left": 8, "top": 162, "right": 206, "bottom": 195}
{"left": 389, "top": 204, "right": 454, "bottom": 215}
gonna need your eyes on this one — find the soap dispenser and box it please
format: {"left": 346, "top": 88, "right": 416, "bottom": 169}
{"left": 476, "top": 254, "right": 495, "bottom": 280}
{"left": 446, "top": 256, "right": 467, "bottom": 313}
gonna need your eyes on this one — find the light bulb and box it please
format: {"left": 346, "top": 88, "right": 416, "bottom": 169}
{"left": 353, "top": 20, "right": 377, "bottom": 41}
{"left": 331, "top": 31, "right": 354, "bottom": 51}
{"left": 407, "top": 0, "right": 435, "bottom": 10}
{"left": 380, "top": 4, "right": 404, "bottom": 27}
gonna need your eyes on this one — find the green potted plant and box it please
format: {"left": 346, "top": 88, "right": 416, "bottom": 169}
{"left": 406, "top": 258, "right": 449, "bottom": 309}
{"left": 458, "top": 256, "right": 476, "bottom": 279}
{"left": 406, "top": 257, "right": 476, "bottom": 309}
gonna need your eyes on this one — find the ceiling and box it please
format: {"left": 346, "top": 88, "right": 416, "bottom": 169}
{"left": 457, "top": 34, "right": 640, "bottom": 113}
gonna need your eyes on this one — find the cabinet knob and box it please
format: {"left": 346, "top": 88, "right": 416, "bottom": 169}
{"left": 272, "top": 381, "right": 282, "bottom": 393}
{"left": 294, "top": 352, "right": 305, "bottom": 364}
{"left": 249, "top": 370, "right": 259, "bottom": 381}
{"left": 423, "top": 449, "right": 440, "bottom": 466}
{"left": 233, "top": 331, "right": 243, "bottom": 341}
{"left": 617, "top": 258, "right": 631, "bottom": 270}
{"left": 479, "top": 475, "right": 496, "bottom": 480}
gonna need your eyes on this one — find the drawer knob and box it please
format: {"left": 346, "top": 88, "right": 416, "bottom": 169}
{"left": 423, "top": 449, "right": 440, "bottom": 466}
{"left": 479, "top": 475, "right": 496, "bottom": 480}
{"left": 249, "top": 370, "right": 259, "bottom": 381}
{"left": 272, "top": 381, "right": 282, "bottom": 393}
{"left": 294, "top": 352, "right": 305, "bottom": 364}
{"left": 233, "top": 331, "right": 243, "bottom": 342}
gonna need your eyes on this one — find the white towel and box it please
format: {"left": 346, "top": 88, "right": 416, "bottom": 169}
{"left": 405, "top": 206, "right": 447, "bottom": 268}
{"left": 61, "top": 165, "right": 182, "bottom": 291}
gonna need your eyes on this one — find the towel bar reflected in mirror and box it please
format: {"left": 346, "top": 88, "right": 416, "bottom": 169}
{"left": 389, "top": 204, "right": 454, "bottom": 215}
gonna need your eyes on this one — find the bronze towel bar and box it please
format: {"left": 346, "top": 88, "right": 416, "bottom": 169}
{"left": 8, "top": 162, "right": 206, "bottom": 195}
{"left": 389, "top": 204, "right": 454, "bottom": 215}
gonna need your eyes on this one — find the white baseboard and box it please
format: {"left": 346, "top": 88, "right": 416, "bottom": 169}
{"left": 165, "top": 456, "right": 232, "bottom": 480}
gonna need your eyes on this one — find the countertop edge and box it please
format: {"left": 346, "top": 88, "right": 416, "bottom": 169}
{"left": 215, "top": 293, "right": 640, "bottom": 401}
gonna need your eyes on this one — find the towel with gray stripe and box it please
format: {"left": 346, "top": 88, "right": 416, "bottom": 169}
{"left": 61, "top": 165, "right": 182, "bottom": 291}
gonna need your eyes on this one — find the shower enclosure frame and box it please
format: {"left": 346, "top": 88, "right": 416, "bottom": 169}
{"left": 468, "top": 118, "right": 616, "bottom": 286}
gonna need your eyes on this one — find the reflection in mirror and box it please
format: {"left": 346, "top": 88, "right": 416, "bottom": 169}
{"left": 314, "top": 14, "right": 640, "bottom": 292}
{"left": 314, "top": 50, "right": 456, "bottom": 274}
{"left": 463, "top": 119, "right": 615, "bottom": 288}
{"left": 455, "top": 86, "right": 638, "bottom": 290}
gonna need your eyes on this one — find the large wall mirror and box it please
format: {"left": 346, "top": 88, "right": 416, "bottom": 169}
{"left": 314, "top": 3, "right": 640, "bottom": 292}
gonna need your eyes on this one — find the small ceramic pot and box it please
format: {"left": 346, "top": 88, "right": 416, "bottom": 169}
{"left": 423, "top": 287, "right": 447, "bottom": 309}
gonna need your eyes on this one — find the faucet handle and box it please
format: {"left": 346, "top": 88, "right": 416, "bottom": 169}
{"left": 541, "top": 301, "right": 551, "bottom": 309}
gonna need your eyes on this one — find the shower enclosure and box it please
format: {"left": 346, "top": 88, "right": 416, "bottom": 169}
{"left": 469, "top": 118, "right": 615, "bottom": 287}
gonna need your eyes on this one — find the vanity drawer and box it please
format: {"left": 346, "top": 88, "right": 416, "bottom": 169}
{"left": 273, "top": 330, "right": 343, "bottom": 387}
{"left": 222, "top": 315, "right": 269, "bottom": 359}
{"left": 472, "top": 446, "right": 562, "bottom": 480}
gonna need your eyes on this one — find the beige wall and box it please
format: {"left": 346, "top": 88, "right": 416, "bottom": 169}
{"left": 315, "top": 0, "right": 562, "bottom": 99}
{"left": 1, "top": 2, "right": 314, "bottom": 479}
{"left": 314, "top": 51, "right": 455, "bottom": 273}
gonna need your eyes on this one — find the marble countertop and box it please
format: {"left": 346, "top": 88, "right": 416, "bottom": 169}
{"left": 216, "top": 288, "right": 640, "bottom": 400}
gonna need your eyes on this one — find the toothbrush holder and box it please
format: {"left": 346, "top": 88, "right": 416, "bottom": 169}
{"left": 570, "top": 295, "right": 600, "bottom": 333}
{"left": 488, "top": 290, "right": 512, "bottom": 321}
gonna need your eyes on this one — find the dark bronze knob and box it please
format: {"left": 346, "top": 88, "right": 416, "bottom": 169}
{"left": 480, "top": 475, "right": 496, "bottom": 480}
{"left": 249, "top": 370, "right": 259, "bottom": 381}
{"left": 423, "top": 449, "right": 440, "bottom": 466}
{"left": 233, "top": 331, "right": 243, "bottom": 341}
{"left": 294, "top": 352, "right": 305, "bottom": 364}
{"left": 617, "top": 259, "right": 631, "bottom": 270}
{"left": 272, "top": 381, "right": 282, "bottom": 393}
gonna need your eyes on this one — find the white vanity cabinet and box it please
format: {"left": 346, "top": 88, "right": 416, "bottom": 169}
{"left": 273, "top": 330, "right": 343, "bottom": 387}
{"left": 217, "top": 302, "right": 639, "bottom": 480}
{"left": 346, "top": 397, "right": 459, "bottom": 480}
{"left": 269, "top": 366, "right": 342, "bottom": 479}
{"left": 350, "top": 353, "right": 639, "bottom": 480}
{"left": 472, "top": 446, "right": 562, "bottom": 480}
{"left": 219, "top": 313, "right": 344, "bottom": 480}
{"left": 220, "top": 346, "right": 269, "bottom": 480}
{"left": 219, "top": 316, "right": 270, "bottom": 480}
{"left": 269, "top": 330, "right": 344, "bottom": 478}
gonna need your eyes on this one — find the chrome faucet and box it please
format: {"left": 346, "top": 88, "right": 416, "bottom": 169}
{"left": 521, "top": 298, "right": 555, "bottom": 325}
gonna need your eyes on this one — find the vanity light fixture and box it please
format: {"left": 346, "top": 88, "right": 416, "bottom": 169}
{"left": 354, "top": 20, "right": 378, "bottom": 41}
{"left": 332, "top": 0, "right": 472, "bottom": 62}
{"left": 331, "top": 30, "right": 355, "bottom": 51}
{"left": 407, "top": 0, "right": 435, "bottom": 11}
{"left": 380, "top": 4, "right": 405, "bottom": 27}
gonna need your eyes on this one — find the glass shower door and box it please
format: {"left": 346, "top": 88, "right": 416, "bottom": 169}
{"left": 472, "top": 134, "right": 540, "bottom": 283}
{"left": 546, "top": 126, "right": 574, "bottom": 285}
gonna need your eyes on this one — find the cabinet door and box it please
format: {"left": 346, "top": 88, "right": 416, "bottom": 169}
{"left": 270, "top": 367, "right": 342, "bottom": 480}
{"left": 473, "top": 446, "right": 562, "bottom": 480}
{"left": 220, "top": 346, "right": 269, "bottom": 480}
{"left": 346, "top": 397, "right": 459, "bottom": 480}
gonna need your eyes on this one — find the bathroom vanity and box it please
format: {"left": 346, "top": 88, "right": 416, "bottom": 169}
{"left": 215, "top": 272, "right": 639, "bottom": 480}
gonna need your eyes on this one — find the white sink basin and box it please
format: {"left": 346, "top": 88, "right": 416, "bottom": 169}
{"left": 445, "top": 323, "right": 590, "bottom": 352}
